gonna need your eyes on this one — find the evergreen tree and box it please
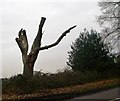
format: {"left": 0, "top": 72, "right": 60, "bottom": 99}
{"left": 67, "top": 29, "right": 114, "bottom": 72}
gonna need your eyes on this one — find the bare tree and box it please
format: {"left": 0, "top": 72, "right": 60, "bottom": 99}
{"left": 15, "top": 17, "right": 76, "bottom": 76}
{"left": 97, "top": 1, "right": 120, "bottom": 53}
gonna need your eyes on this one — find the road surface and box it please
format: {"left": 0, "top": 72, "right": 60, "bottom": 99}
{"left": 66, "top": 87, "right": 120, "bottom": 101}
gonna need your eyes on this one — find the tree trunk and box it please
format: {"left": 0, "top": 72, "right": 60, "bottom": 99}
{"left": 22, "top": 51, "right": 39, "bottom": 76}
{"left": 22, "top": 54, "right": 34, "bottom": 76}
{"left": 15, "top": 17, "right": 76, "bottom": 76}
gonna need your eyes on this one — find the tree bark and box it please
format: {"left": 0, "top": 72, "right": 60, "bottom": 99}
{"left": 15, "top": 17, "right": 76, "bottom": 76}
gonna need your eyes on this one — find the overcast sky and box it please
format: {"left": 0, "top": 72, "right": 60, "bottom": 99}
{"left": 0, "top": 0, "right": 101, "bottom": 78}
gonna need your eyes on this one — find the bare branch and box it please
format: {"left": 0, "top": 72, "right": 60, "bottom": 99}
{"left": 15, "top": 29, "right": 28, "bottom": 55}
{"left": 36, "top": 25, "right": 76, "bottom": 51}
{"left": 102, "top": 27, "right": 119, "bottom": 42}
{"left": 103, "top": 16, "right": 120, "bottom": 19}
{"left": 104, "top": 27, "right": 120, "bottom": 39}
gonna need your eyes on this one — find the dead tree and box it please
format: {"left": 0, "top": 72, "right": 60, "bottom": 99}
{"left": 15, "top": 17, "right": 76, "bottom": 76}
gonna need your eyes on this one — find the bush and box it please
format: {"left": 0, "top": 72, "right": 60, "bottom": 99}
{"left": 2, "top": 68, "right": 118, "bottom": 94}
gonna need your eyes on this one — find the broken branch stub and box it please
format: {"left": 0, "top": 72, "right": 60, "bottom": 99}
{"left": 15, "top": 29, "right": 28, "bottom": 55}
{"left": 31, "top": 17, "right": 46, "bottom": 52}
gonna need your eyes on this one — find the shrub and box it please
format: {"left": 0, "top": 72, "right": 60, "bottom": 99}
{"left": 2, "top": 68, "right": 118, "bottom": 94}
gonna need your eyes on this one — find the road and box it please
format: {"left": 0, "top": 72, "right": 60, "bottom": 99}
{"left": 66, "top": 87, "right": 120, "bottom": 101}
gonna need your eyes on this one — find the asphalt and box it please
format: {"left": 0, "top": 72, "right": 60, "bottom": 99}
{"left": 66, "top": 87, "right": 120, "bottom": 101}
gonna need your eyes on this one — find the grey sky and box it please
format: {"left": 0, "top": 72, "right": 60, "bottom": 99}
{"left": 1, "top": 0, "right": 100, "bottom": 78}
